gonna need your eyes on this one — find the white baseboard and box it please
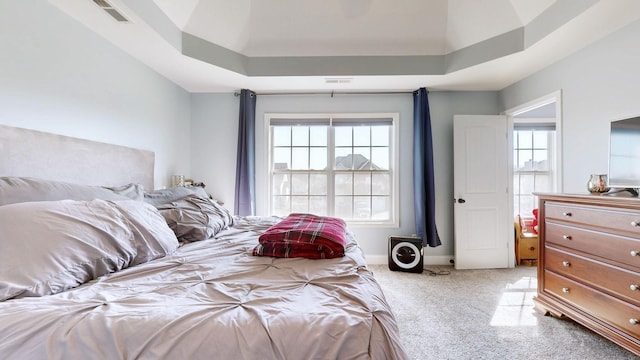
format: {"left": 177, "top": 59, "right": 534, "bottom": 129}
{"left": 366, "top": 255, "right": 454, "bottom": 267}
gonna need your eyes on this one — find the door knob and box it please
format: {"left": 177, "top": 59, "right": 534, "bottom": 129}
{"left": 457, "top": 198, "right": 466, "bottom": 204}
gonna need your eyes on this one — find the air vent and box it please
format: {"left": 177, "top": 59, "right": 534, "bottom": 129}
{"left": 93, "top": 0, "right": 111, "bottom": 7}
{"left": 92, "top": 0, "right": 129, "bottom": 22}
{"left": 325, "top": 78, "right": 353, "bottom": 84}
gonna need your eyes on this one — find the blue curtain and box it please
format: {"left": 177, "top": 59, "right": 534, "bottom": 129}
{"left": 413, "top": 88, "right": 441, "bottom": 247}
{"left": 234, "top": 89, "right": 256, "bottom": 216}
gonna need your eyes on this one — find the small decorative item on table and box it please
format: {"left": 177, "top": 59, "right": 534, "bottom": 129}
{"left": 171, "top": 175, "right": 185, "bottom": 187}
{"left": 587, "top": 174, "right": 610, "bottom": 194}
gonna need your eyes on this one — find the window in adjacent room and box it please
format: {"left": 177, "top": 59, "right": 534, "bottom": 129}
{"left": 266, "top": 113, "right": 399, "bottom": 226}
{"left": 513, "top": 121, "right": 556, "bottom": 218}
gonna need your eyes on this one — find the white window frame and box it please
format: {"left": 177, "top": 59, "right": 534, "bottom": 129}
{"left": 512, "top": 122, "right": 556, "bottom": 218}
{"left": 264, "top": 112, "right": 400, "bottom": 227}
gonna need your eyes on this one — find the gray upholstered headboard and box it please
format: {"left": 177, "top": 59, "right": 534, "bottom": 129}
{"left": 0, "top": 124, "right": 155, "bottom": 191}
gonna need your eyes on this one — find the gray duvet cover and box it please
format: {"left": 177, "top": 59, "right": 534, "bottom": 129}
{"left": 0, "top": 216, "right": 408, "bottom": 359}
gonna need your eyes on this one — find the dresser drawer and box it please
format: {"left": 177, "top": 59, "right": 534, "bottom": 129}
{"left": 546, "top": 221, "right": 640, "bottom": 269}
{"left": 545, "top": 202, "right": 640, "bottom": 236}
{"left": 544, "top": 270, "right": 640, "bottom": 337}
{"left": 545, "top": 246, "right": 640, "bottom": 306}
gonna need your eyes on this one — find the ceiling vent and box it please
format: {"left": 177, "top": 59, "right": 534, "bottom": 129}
{"left": 325, "top": 78, "right": 353, "bottom": 84}
{"left": 92, "top": 0, "right": 129, "bottom": 22}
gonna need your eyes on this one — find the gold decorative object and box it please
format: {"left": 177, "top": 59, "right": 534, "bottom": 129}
{"left": 587, "top": 174, "right": 610, "bottom": 194}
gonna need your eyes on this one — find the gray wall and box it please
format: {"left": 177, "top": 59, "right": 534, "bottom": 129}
{"left": 190, "top": 92, "right": 500, "bottom": 262}
{"left": 9, "top": 0, "right": 640, "bottom": 262}
{"left": 0, "top": 0, "right": 191, "bottom": 189}
{"left": 500, "top": 19, "right": 640, "bottom": 193}
{"left": 190, "top": 93, "right": 239, "bottom": 204}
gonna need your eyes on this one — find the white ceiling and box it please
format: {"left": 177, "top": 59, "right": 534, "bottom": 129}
{"left": 49, "top": 0, "right": 640, "bottom": 93}
{"left": 157, "top": 0, "right": 551, "bottom": 57}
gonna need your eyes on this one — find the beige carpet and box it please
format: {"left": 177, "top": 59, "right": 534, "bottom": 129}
{"left": 369, "top": 264, "right": 637, "bottom": 360}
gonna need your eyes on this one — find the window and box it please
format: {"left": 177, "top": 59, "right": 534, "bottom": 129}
{"left": 267, "top": 113, "right": 398, "bottom": 225}
{"left": 513, "top": 122, "right": 556, "bottom": 218}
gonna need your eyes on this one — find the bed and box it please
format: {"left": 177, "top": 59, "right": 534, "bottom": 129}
{"left": 0, "top": 125, "right": 409, "bottom": 360}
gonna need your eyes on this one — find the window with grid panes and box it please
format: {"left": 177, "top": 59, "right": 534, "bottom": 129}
{"left": 513, "top": 123, "right": 556, "bottom": 218}
{"left": 268, "top": 114, "right": 398, "bottom": 225}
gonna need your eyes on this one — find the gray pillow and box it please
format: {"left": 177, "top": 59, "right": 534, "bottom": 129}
{"left": 111, "top": 200, "right": 180, "bottom": 265}
{"left": 0, "top": 177, "right": 137, "bottom": 206}
{"left": 157, "top": 194, "right": 234, "bottom": 243}
{"left": 103, "top": 183, "right": 145, "bottom": 201}
{"left": 143, "top": 185, "right": 210, "bottom": 207}
{"left": 0, "top": 199, "right": 179, "bottom": 301}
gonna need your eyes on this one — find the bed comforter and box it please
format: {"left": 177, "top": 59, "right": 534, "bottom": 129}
{"left": 0, "top": 216, "right": 408, "bottom": 359}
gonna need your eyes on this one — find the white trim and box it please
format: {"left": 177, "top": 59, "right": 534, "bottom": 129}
{"left": 505, "top": 90, "right": 559, "bottom": 117}
{"left": 513, "top": 117, "right": 556, "bottom": 126}
{"left": 507, "top": 115, "right": 515, "bottom": 267}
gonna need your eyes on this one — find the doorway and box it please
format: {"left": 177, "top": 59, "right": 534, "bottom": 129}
{"left": 504, "top": 91, "right": 563, "bottom": 263}
{"left": 453, "top": 91, "right": 562, "bottom": 269}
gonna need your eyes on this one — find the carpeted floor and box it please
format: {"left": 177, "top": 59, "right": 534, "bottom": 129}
{"left": 368, "top": 264, "right": 638, "bottom": 360}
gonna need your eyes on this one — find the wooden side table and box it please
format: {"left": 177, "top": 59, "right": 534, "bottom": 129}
{"left": 515, "top": 217, "right": 538, "bottom": 266}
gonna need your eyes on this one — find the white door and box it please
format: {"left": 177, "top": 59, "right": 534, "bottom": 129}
{"left": 453, "top": 115, "right": 510, "bottom": 269}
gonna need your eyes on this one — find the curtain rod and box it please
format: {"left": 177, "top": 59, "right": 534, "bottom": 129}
{"left": 233, "top": 90, "right": 419, "bottom": 97}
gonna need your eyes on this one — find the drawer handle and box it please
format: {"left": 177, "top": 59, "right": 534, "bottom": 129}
{"left": 630, "top": 319, "right": 640, "bottom": 325}
{"left": 631, "top": 250, "right": 640, "bottom": 257}
{"left": 562, "top": 212, "right": 572, "bottom": 217}
{"left": 632, "top": 221, "right": 640, "bottom": 227}
{"left": 562, "top": 235, "right": 572, "bottom": 240}
{"left": 529, "top": 246, "right": 535, "bottom": 251}
{"left": 631, "top": 284, "right": 640, "bottom": 291}
{"left": 562, "top": 287, "right": 570, "bottom": 293}
{"left": 562, "top": 261, "right": 571, "bottom": 267}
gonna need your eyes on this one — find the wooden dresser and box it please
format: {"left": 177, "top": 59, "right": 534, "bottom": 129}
{"left": 534, "top": 193, "right": 640, "bottom": 355}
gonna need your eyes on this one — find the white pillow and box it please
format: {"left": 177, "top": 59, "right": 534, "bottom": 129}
{"left": 0, "top": 199, "right": 178, "bottom": 301}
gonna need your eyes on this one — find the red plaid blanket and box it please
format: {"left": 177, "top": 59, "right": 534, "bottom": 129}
{"left": 253, "top": 213, "right": 346, "bottom": 259}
